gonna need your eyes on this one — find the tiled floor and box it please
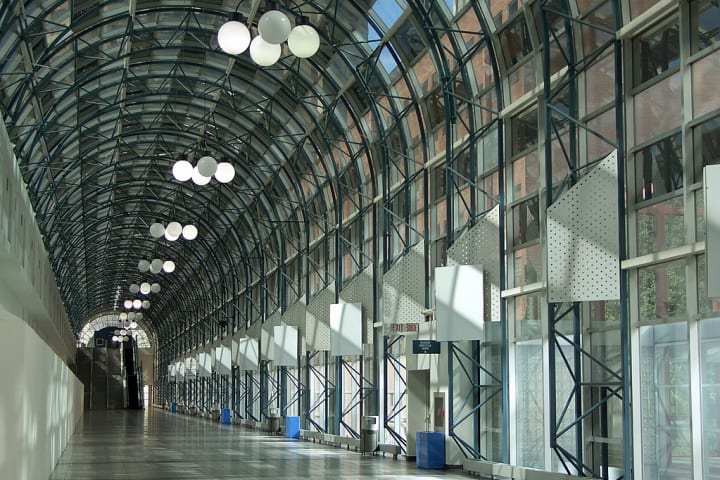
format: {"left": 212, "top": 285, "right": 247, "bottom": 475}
{"left": 51, "top": 408, "right": 473, "bottom": 479}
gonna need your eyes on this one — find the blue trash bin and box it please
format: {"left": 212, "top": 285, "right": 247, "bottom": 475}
{"left": 285, "top": 416, "right": 300, "bottom": 439}
{"left": 220, "top": 408, "right": 232, "bottom": 424}
{"left": 416, "top": 432, "right": 445, "bottom": 469}
{"left": 170, "top": 402, "right": 177, "bottom": 413}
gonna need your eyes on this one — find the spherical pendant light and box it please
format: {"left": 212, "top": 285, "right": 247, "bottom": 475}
{"left": 138, "top": 260, "right": 150, "bottom": 272}
{"left": 218, "top": 19, "right": 251, "bottom": 54}
{"left": 128, "top": 312, "right": 137, "bottom": 320}
{"left": 192, "top": 166, "right": 212, "bottom": 185}
{"left": 149, "top": 222, "right": 165, "bottom": 238}
{"left": 140, "top": 282, "right": 151, "bottom": 294}
{"left": 142, "top": 300, "right": 151, "bottom": 309}
{"left": 172, "top": 160, "right": 193, "bottom": 181}
{"left": 120, "top": 313, "right": 128, "bottom": 321}
{"left": 136, "top": 313, "right": 143, "bottom": 320}
{"left": 129, "top": 284, "right": 140, "bottom": 294}
{"left": 130, "top": 321, "right": 138, "bottom": 329}
{"left": 133, "top": 299, "right": 142, "bottom": 309}
{"left": 150, "top": 259, "right": 163, "bottom": 274}
{"left": 250, "top": 35, "right": 282, "bottom": 66}
{"left": 151, "top": 283, "right": 161, "bottom": 293}
{"left": 258, "top": 10, "right": 291, "bottom": 44}
{"left": 197, "top": 155, "right": 218, "bottom": 177}
{"left": 288, "top": 24, "right": 320, "bottom": 58}
{"left": 166, "top": 221, "right": 182, "bottom": 237}
{"left": 162, "top": 260, "right": 176, "bottom": 273}
{"left": 164, "top": 230, "right": 179, "bottom": 242}
{"left": 124, "top": 299, "right": 133, "bottom": 310}
{"left": 214, "top": 162, "right": 236, "bottom": 183}
{"left": 182, "top": 224, "right": 198, "bottom": 240}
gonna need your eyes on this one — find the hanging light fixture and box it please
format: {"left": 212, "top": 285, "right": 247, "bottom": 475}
{"left": 138, "top": 260, "right": 150, "bottom": 272}
{"left": 120, "top": 312, "right": 128, "bottom": 321}
{"left": 250, "top": 35, "right": 281, "bottom": 66}
{"left": 182, "top": 224, "right": 198, "bottom": 240}
{"left": 136, "top": 313, "right": 144, "bottom": 320}
{"left": 166, "top": 221, "right": 183, "bottom": 237}
{"left": 218, "top": 13, "right": 251, "bottom": 54}
{"left": 123, "top": 299, "right": 133, "bottom": 309}
{"left": 214, "top": 162, "right": 236, "bottom": 183}
{"left": 150, "top": 258, "right": 163, "bottom": 274}
{"left": 258, "top": 7, "right": 291, "bottom": 44}
{"left": 197, "top": 155, "right": 218, "bottom": 177}
{"left": 192, "top": 166, "right": 212, "bottom": 185}
{"left": 172, "top": 160, "right": 194, "bottom": 182}
{"left": 142, "top": 300, "right": 151, "bottom": 309}
{"left": 133, "top": 299, "right": 142, "bottom": 309}
{"left": 288, "top": 16, "right": 320, "bottom": 58}
{"left": 128, "top": 312, "right": 137, "bottom": 321}
{"left": 140, "top": 282, "right": 151, "bottom": 295}
{"left": 149, "top": 222, "right": 165, "bottom": 238}
{"left": 129, "top": 284, "right": 140, "bottom": 294}
{"left": 151, "top": 283, "right": 161, "bottom": 293}
{"left": 162, "top": 260, "right": 176, "bottom": 273}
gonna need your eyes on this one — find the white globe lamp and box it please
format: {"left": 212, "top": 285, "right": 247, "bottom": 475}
{"left": 162, "top": 260, "right": 176, "bottom": 273}
{"left": 250, "top": 36, "right": 281, "bottom": 66}
{"left": 288, "top": 24, "right": 320, "bottom": 58}
{"left": 197, "top": 155, "right": 218, "bottom": 177}
{"left": 151, "top": 283, "right": 161, "bottom": 293}
{"left": 120, "top": 312, "right": 128, "bottom": 320}
{"left": 166, "top": 221, "right": 182, "bottom": 237}
{"left": 149, "top": 222, "right": 165, "bottom": 238}
{"left": 172, "top": 160, "right": 193, "bottom": 181}
{"left": 138, "top": 260, "right": 150, "bottom": 272}
{"left": 129, "top": 284, "right": 140, "bottom": 294}
{"left": 150, "top": 259, "right": 163, "bottom": 274}
{"left": 258, "top": 10, "right": 291, "bottom": 44}
{"left": 142, "top": 300, "right": 151, "bottom": 309}
{"left": 214, "top": 162, "right": 236, "bottom": 183}
{"left": 218, "top": 18, "right": 251, "bottom": 55}
{"left": 133, "top": 299, "right": 142, "bottom": 310}
{"left": 140, "top": 282, "right": 151, "bottom": 294}
{"left": 123, "top": 299, "right": 133, "bottom": 309}
{"left": 192, "top": 166, "right": 212, "bottom": 185}
{"left": 182, "top": 224, "right": 198, "bottom": 240}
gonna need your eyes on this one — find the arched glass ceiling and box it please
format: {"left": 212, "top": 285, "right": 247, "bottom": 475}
{"left": 78, "top": 313, "right": 153, "bottom": 348}
{"left": 0, "top": 0, "right": 499, "bottom": 342}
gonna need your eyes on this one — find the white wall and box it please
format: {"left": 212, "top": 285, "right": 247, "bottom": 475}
{"left": 0, "top": 309, "right": 83, "bottom": 480}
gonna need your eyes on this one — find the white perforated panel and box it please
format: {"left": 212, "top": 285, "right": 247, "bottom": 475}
{"left": 282, "top": 299, "right": 307, "bottom": 330}
{"left": 383, "top": 242, "right": 425, "bottom": 324}
{"left": 547, "top": 151, "right": 620, "bottom": 302}
{"left": 340, "top": 266, "right": 374, "bottom": 344}
{"left": 306, "top": 286, "right": 334, "bottom": 351}
{"left": 447, "top": 206, "right": 501, "bottom": 322}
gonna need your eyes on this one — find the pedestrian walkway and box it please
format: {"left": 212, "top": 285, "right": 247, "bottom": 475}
{"left": 50, "top": 408, "right": 473, "bottom": 479}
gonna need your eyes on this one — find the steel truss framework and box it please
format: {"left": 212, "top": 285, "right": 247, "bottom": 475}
{"left": 540, "top": 0, "right": 630, "bottom": 478}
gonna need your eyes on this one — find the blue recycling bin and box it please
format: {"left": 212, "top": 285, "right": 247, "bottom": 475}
{"left": 285, "top": 416, "right": 300, "bottom": 439}
{"left": 416, "top": 432, "right": 445, "bottom": 469}
{"left": 170, "top": 402, "right": 177, "bottom": 413}
{"left": 220, "top": 408, "right": 232, "bottom": 424}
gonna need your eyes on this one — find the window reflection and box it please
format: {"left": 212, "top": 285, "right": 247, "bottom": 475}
{"left": 634, "top": 22, "right": 680, "bottom": 85}
{"left": 635, "top": 134, "right": 683, "bottom": 202}
{"left": 499, "top": 15, "right": 532, "bottom": 68}
{"left": 694, "top": 0, "right": 720, "bottom": 52}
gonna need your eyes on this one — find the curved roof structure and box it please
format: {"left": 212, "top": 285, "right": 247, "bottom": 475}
{"left": 0, "top": 0, "right": 540, "bottom": 347}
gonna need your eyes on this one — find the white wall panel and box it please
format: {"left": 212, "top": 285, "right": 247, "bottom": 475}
{"left": 435, "top": 265, "right": 485, "bottom": 341}
{"left": 330, "top": 303, "right": 363, "bottom": 356}
{"left": 274, "top": 325, "right": 299, "bottom": 366}
{"left": 547, "top": 151, "right": 620, "bottom": 302}
{"left": 383, "top": 242, "right": 425, "bottom": 324}
{"left": 215, "top": 345, "right": 232, "bottom": 376}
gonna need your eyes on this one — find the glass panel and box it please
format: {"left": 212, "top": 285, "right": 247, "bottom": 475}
{"left": 511, "top": 151, "right": 539, "bottom": 199}
{"left": 698, "top": 255, "right": 720, "bottom": 316}
{"left": 700, "top": 317, "right": 720, "bottom": 479}
{"left": 512, "top": 243, "right": 542, "bottom": 287}
{"left": 586, "top": 108, "right": 617, "bottom": 163}
{"left": 694, "top": 0, "right": 720, "bottom": 52}
{"left": 639, "top": 323, "right": 691, "bottom": 479}
{"left": 637, "top": 195, "right": 685, "bottom": 256}
{"left": 638, "top": 259, "right": 687, "bottom": 322}
{"left": 512, "top": 110, "right": 538, "bottom": 156}
{"left": 515, "top": 340, "right": 545, "bottom": 468}
{"left": 634, "top": 72, "right": 682, "bottom": 146}
{"left": 509, "top": 60, "right": 537, "bottom": 102}
{"left": 393, "top": 19, "right": 426, "bottom": 64}
{"left": 634, "top": 133, "right": 683, "bottom": 202}
{"left": 499, "top": 15, "right": 532, "bottom": 68}
{"left": 512, "top": 197, "right": 540, "bottom": 246}
{"left": 697, "top": 190, "right": 706, "bottom": 241}
{"left": 693, "top": 49, "right": 720, "bottom": 119}
{"left": 630, "top": 0, "right": 658, "bottom": 19}
{"left": 633, "top": 22, "right": 680, "bottom": 86}
{"left": 585, "top": 53, "right": 616, "bottom": 113}
{"left": 695, "top": 115, "right": 720, "bottom": 183}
